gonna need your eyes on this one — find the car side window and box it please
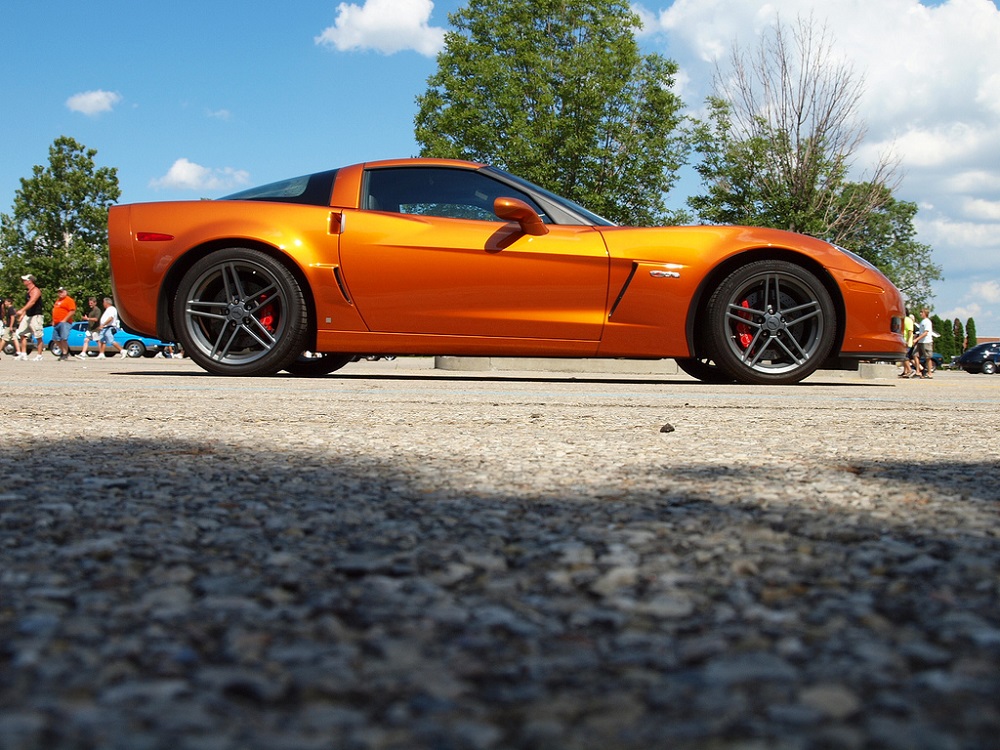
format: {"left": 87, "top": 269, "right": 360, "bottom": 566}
{"left": 364, "top": 167, "right": 548, "bottom": 223}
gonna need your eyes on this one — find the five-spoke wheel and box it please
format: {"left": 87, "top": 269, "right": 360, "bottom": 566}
{"left": 173, "top": 248, "right": 308, "bottom": 376}
{"left": 705, "top": 260, "right": 836, "bottom": 385}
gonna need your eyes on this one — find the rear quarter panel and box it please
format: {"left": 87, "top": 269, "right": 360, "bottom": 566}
{"left": 110, "top": 201, "right": 354, "bottom": 340}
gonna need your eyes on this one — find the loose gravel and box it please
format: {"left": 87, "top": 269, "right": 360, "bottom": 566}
{"left": 1, "top": 356, "right": 998, "bottom": 750}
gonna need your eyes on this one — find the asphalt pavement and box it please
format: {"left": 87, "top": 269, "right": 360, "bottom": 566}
{"left": 1, "top": 355, "right": 997, "bottom": 749}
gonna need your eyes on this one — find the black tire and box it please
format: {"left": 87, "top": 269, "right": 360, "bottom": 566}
{"left": 674, "top": 357, "right": 737, "bottom": 384}
{"left": 123, "top": 340, "right": 146, "bottom": 358}
{"left": 982, "top": 360, "right": 996, "bottom": 375}
{"left": 704, "top": 260, "right": 836, "bottom": 385}
{"left": 172, "top": 248, "right": 308, "bottom": 376}
{"left": 48, "top": 341, "right": 64, "bottom": 357}
{"left": 284, "top": 352, "right": 353, "bottom": 377}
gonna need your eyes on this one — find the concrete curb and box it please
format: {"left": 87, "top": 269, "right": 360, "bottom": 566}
{"left": 434, "top": 356, "right": 899, "bottom": 379}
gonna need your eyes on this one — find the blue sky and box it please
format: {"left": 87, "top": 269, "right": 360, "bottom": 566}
{"left": 3, "top": 0, "right": 999, "bottom": 332}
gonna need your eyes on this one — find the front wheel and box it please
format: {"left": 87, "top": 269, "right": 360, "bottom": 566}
{"left": 284, "top": 352, "right": 353, "bottom": 377}
{"left": 172, "top": 248, "right": 308, "bottom": 376}
{"left": 704, "top": 260, "right": 836, "bottom": 385}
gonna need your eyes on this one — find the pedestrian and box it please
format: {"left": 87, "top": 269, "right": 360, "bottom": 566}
{"left": 95, "top": 297, "right": 126, "bottom": 359}
{"left": 899, "top": 308, "right": 916, "bottom": 378}
{"left": 51, "top": 286, "right": 77, "bottom": 362}
{"left": 76, "top": 297, "right": 101, "bottom": 359}
{"left": 14, "top": 274, "right": 46, "bottom": 361}
{"left": 913, "top": 308, "right": 935, "bottom": 379}
{"left": 1, "top": 296, "right": 16, "bottom": 360}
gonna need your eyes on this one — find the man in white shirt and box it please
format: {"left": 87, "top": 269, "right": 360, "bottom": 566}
{"left": 96, "top": 297, "right": 127, "bottom": 359}
{"left": 913, "top": 308, "right": 935, "bottom": 378}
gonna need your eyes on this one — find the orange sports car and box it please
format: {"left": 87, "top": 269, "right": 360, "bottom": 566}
{"left": 108, "top": 158, "right": 905, "bottom": 384}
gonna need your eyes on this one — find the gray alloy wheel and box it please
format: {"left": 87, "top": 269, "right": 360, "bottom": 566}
{"left": 705, "top": 260, "right": 836, "bottom": 385}
{"left": 982, "top": 360, "right": 997, "bottom": 375}
{"left": 173, "top": 247, "right": 308, "bottom": 376}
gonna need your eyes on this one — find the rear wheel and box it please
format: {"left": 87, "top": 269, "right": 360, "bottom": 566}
{"left": 173, "top": 248, "right": 308, "bottom": 376}
{"left": 284, "top": 352, "right": 353, "bottom": 376}
{"left": 705, "top": 260, "right": 836, "bottom": 385}
{"left": 982, "top": 360, "right": 996, "bottom": 375}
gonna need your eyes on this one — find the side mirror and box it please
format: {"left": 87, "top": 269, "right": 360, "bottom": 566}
{"left": 493, "top": 197, "right": 549, "bottom": 236}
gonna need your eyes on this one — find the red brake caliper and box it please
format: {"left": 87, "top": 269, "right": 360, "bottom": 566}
{"left": 736, "top": 299, "right": 753, "bottom": 349}
{"left": 259, "top": 296, "right": 276, "bottom": 334}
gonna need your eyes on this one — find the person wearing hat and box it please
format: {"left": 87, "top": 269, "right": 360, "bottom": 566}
{"left": 14, "top": 274, "right": 45, "bottom": 361}
{"left": 51, "top": 286, "right": 77, "bottom": 361}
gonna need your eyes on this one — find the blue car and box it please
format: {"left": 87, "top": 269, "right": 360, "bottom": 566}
{"left": 42, "top": 321, "right": 170, "bottom": 358}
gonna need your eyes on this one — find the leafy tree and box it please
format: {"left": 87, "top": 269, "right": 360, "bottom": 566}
{"left": 414, "top": 0, "right": 688, "bottom": 226}
{"left": 688, "top": 16, "right": 940, "bottom": 303}
{"left": 966, "top": 318, "right": 977, "bottom": 349}
{"left": 953, "top": 318, "right": 965, "bottom": 353}
{"left": 0, "top": 136, "right": 120, "bottom": 313}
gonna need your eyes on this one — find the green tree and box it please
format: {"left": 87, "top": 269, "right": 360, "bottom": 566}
{"left": 966, "top": 318, "right": 977, "bottom": 349}
{"left": 0, "top": 136, "right": 120, "bottom": 311}
{"left": 688, "top": 16, "right": 940, "bottom": 303}
{"left": 414, "top": 0, "right": 688, "bottom": 226}
{"left": 953, "top": 318, "right": 965, "bottom": 352}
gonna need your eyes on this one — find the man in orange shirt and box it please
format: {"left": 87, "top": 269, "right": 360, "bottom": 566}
{"left": 51, "top": 286, "right": 77, "bottom": 361}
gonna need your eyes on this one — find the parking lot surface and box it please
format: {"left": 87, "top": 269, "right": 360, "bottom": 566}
{"left": 1, "top": 356, "right": 998, "bottom": 749}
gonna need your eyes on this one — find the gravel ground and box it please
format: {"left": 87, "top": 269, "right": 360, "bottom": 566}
{"left": 1, "top": 355, "right": 998, "bottom": 750}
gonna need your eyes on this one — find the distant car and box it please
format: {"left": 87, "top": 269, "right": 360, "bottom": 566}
{"left": 41, "top": 321, "right": 170, "bottom": 358}
{"left": 957, "top": 341, "right": 1000, "bottom": 374}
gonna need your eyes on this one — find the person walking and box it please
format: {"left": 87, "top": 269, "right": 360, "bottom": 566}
{"left": 14, "top": 274, "right": 46, "bottom": 361}
{"left": 913, "top": 308, "right": 935, "bottom": 379}
{"left": 95, "top": 297, "right": 126, "bottom": 359}
{"left": 51, "top": 286, "right": 77, "bottom": 361}
{"left": 76, "top": 297, "right": 101, "bottom": 359}
{"left": 1, "top": 296, "right": 16, "bottom": 360}
{"left": 899, "top": 309, "right": 916, "bottom": 378}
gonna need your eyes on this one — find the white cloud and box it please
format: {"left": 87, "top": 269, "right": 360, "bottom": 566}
{"left": 944, "top": 170, "right": 1000, "bottom": 194}
{"left": 66, "top": 89, "right": 122, "bottom": 116}
{"left": 150, "top": 158, "right": 250, "bottom": 192}
{"left": 316, "top": 0, "right": 445, "bottom": 56}
{"left": 962, "top": 198, "right": 1000, "bottom": 221}
{"left": 970, "top": 280, "right": 1000, "bottom": 304}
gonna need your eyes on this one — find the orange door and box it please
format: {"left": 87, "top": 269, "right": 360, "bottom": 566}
{"left": 338, "top": 210, "right": 609, "bottom": 341}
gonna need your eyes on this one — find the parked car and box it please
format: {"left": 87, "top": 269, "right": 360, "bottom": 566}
{"left": 41, "top": 321, "right": 170, "bottom": 358}
{"left": 956, "top": 341, "right": 1000, "bottom": 374}
{"left": 108, "top": 158, "right": 906, "bottom": 384}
